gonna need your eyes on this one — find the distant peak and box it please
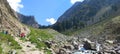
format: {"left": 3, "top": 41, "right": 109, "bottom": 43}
{"left": 71, "top": 0, "right": 84, "bottom": 4}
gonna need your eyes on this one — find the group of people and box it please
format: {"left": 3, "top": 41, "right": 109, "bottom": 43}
{"left": 2, "top": 30, "right": 26, "bottom": 38}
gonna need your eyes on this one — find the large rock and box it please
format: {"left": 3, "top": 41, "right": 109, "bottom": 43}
{"left": 83, "top": 41, "right": 92, "bottom": 50}
{"left": 105, "top": 40, "right": 114, "bottom": 44}
{"left": 117, "top": 50, "right": 120, "bottom": 54}
{"left": 63, "top": 44, "right": 74, "bottom": 50}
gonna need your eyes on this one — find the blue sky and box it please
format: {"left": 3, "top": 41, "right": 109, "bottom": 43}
{"left": 7, "top": 0, "right": 84, "bottom": 25}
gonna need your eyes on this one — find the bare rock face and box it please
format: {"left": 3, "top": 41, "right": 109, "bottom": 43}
{"left": 0, "top": 0, "right": 30, "bottom": 36}
{"left": 17, "top": 13, "right": 40, "bottom": 28}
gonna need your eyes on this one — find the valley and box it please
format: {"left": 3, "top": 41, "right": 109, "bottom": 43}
{"left": 0, "top": 0, "right": 120, "bottom": 54}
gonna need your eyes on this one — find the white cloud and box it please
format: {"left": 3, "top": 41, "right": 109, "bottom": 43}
{"left": 7, "top": 0, "right": 24, "bottom": 12}
{"left": 46, "top": 18, "right": 56, "bottom": 25}
{"left": 70, "top": 0, "right": 84, "bottom": 4}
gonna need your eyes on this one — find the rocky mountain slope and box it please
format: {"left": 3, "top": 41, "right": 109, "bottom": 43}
{"left": 17, "top": 13, "right": 39, "bottom": 28}
{"left": 65, "top": 16, "right": 120, "bottom": 54}
{"left": 72, "top": 15, "right": 120, "bottom": 42}
{"left": 0, "top": 0, "right": 69, "bottom": 54}
{"left": 48, "top": 1, "right": 120, "bottom": 53}
{"left": 52, "top": 0, "right": 120, "bottom": 34}
{"left": 0, "top": 0, "right": 30, "bottom": 36}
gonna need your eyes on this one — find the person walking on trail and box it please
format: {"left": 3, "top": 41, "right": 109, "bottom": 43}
{"left": 2, "top": 30, "right": 8, "bottom": 34}
{"left": 20, "top": 33, "right": 25, "bottom": 38}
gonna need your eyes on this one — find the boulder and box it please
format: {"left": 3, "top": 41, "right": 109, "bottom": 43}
{"left": 83, "top": 41, "right": 92, "bottom": 50}
{"left": 58, "top": 48, "right": 67, "bottom": 54}
{"left": 44, "top": 41, "right": 52, "bottom": 48}
{"left": 117, "top": 50, "right": 120, "bottom": 54}
{"left": 8, "top": 50, "right": 17, "bottom": 54}
{"left": 63, "top": 44, "right": 74, "bottom": 50}
{"left": 105, "top": 40, "right": 114, "bottom": 44}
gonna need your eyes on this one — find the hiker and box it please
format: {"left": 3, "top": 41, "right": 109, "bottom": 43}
{"left": 5, "top": 31, "right": 8, "bottom": 34}
{"left": 20, "top": 33, "right": 25, "bottom": 38}
{"left": 2, "top": 30, "right": 8, "bottom": 34}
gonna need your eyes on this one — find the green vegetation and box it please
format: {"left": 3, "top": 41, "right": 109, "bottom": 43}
{"left": 0, "top": 33, "right": 22, "bottom": 53}
{"left": 28, "top": 28, "right": 54, "bottom": 54}
{"left": 45, "top": 49, "right": 52, "bottom": 54}
{"left": 28, "top": 28, "right": 53, "bottom": 49}
{"left": 0, "top": 45, "right": 2, "bottom": 53}
{"left": 53, "top": 19, "right": 85, "bottom": 33}
{"left": 69, "top": 16, "right": 120, "bottom": 41}
{"left": 62, "top": 16, "right": 120, "bottom": 36}
{"left": 0, "top": 33, "right": 21, "bottom": 49}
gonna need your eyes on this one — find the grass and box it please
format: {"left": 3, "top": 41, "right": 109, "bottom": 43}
{"left": 45, "top": 49, "right": 52, "bottom": 54}
{"left": 0, "top": 27, "right": 55, "bottom": 53}
{"left": 0, "top": 45, "right": 2, "bottom": 53}
{"left": 61, "top": 16, "right": 119, "bottom": 36}
{"left": 0, "top": 33, "right": 22, "bottom": 49}
{"left": 63, "top": 16, "right": 116, "bottom": 36}
{"left": 62, "top": 16, "right": 120, "bottom": 42}
{"left": 28, "top": 27, "right": 53, "bottom": 50}
{"left": 0, "top": 32, "right": 22, "bottom": 53}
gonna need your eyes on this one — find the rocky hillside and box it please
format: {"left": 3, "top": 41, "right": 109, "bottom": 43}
{"left": 0, "top": 0, "right": 30, "bottom": 36}
{"left": 71, "top": 15, "right": 120, "bottom": 42}
{"left": 52, "top": 0, "right": 120, "bottom": 34}
{"left": 17, "top": 13, "right": 40, "bottom": 28}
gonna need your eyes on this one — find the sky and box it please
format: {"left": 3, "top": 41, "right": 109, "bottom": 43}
{"left": 7, "top": 0, "right": 84, "bottom": 25}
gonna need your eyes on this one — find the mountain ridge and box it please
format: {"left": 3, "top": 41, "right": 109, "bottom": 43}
{"left": 17, "top": 13, "right": 40, "bottom": 28}
{"left": 52, "top": 0, "right": 120, "bottom": 34}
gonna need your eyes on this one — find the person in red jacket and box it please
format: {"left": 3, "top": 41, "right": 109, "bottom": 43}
{"left": 20, "top": 33, "right": 25, "bottom": 37}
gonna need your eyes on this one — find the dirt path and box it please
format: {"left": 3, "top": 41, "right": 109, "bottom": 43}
{"left": 14, "top": 37, "right": 44, "bottom": 54}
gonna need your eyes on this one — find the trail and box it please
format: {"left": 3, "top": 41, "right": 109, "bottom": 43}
{"left": 14, "top": 37, "right": 44, "bottom": 54}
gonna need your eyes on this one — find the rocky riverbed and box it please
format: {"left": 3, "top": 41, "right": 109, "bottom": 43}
{"left": 44, "top": 37, "right": 120, "bottom": 54}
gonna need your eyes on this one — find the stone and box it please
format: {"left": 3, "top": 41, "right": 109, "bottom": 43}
{"left": 44, "top": 41, "right": 52, "bottom": 48}
{"left": 72, "top": 40, "right": 78, "bottom": 46}
{"left": 105, "top": 40, "right": 114, "bottom": 44}
{"left": 8, "top": 42, "right": 12, "bottom": 46}
{"left": 58, "top": 48, "right": 67, "bottom": 54}
{"left": 27, "top": 45, "right": 31, "bottom": 47}
{"left": 37, "top": 38, "right": 42, "bottom": 41}
{"left": 117, "top": 50, "right": 120, "bottom": 53}
{"left": 63, "top": 44, "right": 74, "bottom": 50}
{"left": 0, "top": 12, "right": 1, "bottom": 17}
{"left": 9, "top": 50, "right": 17, "bottom": 54}
{"left": 83, "top": 41, "right": 92, "bottom": 50}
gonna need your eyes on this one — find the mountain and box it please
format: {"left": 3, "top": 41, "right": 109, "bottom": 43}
{"left": 17, "top": 13, "right": 40, "bottom": 28}
{"left": 52, "top": 0, "right": 120, "bottom": 34}
{"left": 0, "top": 0, "right": 66, "bottom": 53}
{"left": 0, "top": 0, "right": 30, "bottom": 36}
{"left": 1, "top": 0, "right": 120, "bottom": 54}
{"left": 50, "top": 0, "right": 120, "bottom": 53}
